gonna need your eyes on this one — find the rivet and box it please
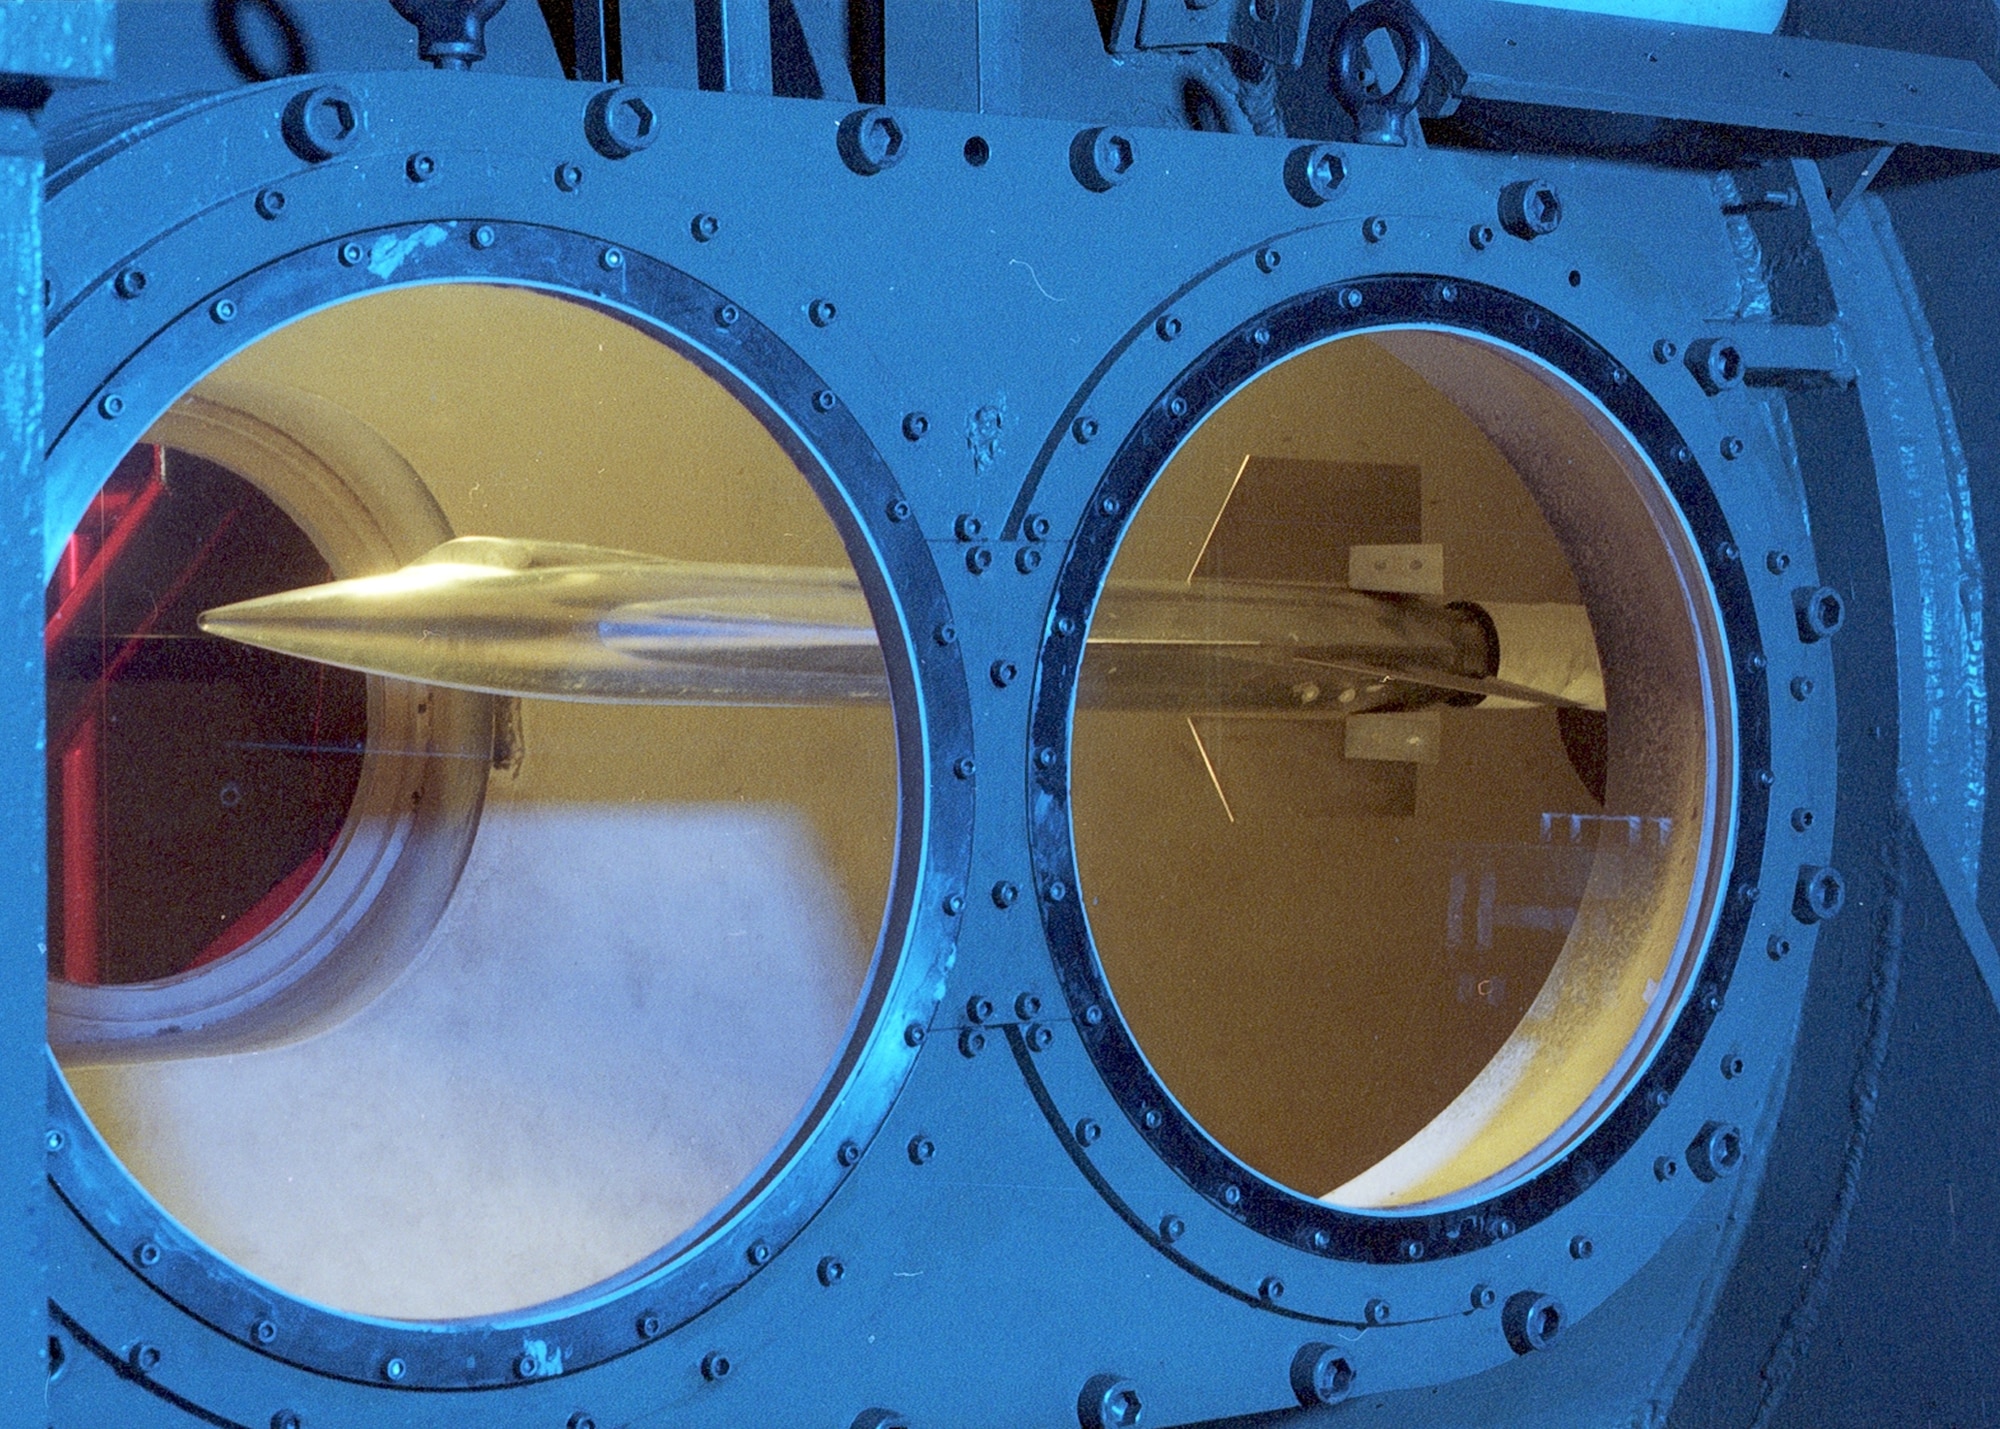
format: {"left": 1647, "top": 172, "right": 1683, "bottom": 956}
{"left": 746, "top": 1239, "right": 772, "bottom": 1267}
{"left": 990, "top": 659, "right": 1017, "bottom": 687}
{"left": 1721, "top": 435, "right": 1745, "bottom": 461}
{"left": 1156, "top": 313, "right": 1182, "bottom": 341}
{"left": 715, "top": 302, "right": 739, "bottom": 326}
{"left": 637, "top": 1311, "right": 664, "bottom": 1339}
{"left": 1650, "top": 1087, "right": 1671, "bottom": 1110}
{"left": 554, "top": 162, "right": 584, "bottom": 191}
{"left": 902, "top": 412, "right": 929, "bottom": 441}
{"left": 43, "top": 1130, "right": 63, "bottom": 1152}
{"left": 1251, "top": 326, "right": 1272, "bottom": 346}
{"left": 953, "top": 755, "right": 976, "bottom": 780}
{"left": 1469, "top": 223, "right": 1496, "bottom": 250}
{"left": 1017, "top": 992, "right": 1043, "bottom": 1018}
{"left": 1026, "top": 1023, "right": 1055, "bottom": 1051}
{"left": 818, "top": 1256, "right": 846, "bottom": 1286}
{"left": 1790, "top": 676, "right": 1815, "bottom": 701}
{"left": 114, "top": 267, "right": 147, "bottom": 299}
{"left": 1311, "top": 1229, "right": 1331, "bottom": 1251}
{"left": 809, "top": 298, "right": 838, "bottom": 327}
{"left": 992, "top": 880, "right": 1019, "bottom": 908}
{"left": 338, "top": 240, "right": 365, "bottom": 266}
{"left": 1722, "top": 1051, "right": 1746, "bottom": 1079}
{"left": 1439, "top": 282, "right": 1458, "bottom": 302}
{"left": 1045, "top": 880, "right": 1067, "bottom": 902}
{"left": 471, "top": 224, "right": 496, "bottom": 249}
{"left": 1083, "top": 1004, "right": 1104, "bottom": 1025}
{"left": 599, "top": 246, "right": 624, "bottom": 270}
{"left": 1674, "top": 446, "right": 1691, "bottom": 464}
{"left": 135, "top": 1241, "right": 161, "bottom": 1267}
{"left": 1255, "top": 247, "right": 1282, "bottom": 272}
{"left": 813, "top": 389, "right": 837, "bottom": 412}
{"left": 1569, "top": 1235, "right": 1594, "bottom": 1260}
{"left": 1167, "top": 395, "right": 1189, "bottom": 418}
{"left": 1738, "top": 883, "right": 1761, "bottom": 905}
{"left": 1340, "top": 287, "right": 1363, "bottom": 309}
{"left": 515, "top": 1352, "right": 540, "bottom": 1379}
{"left": 98, "top": 394, "right": 124, "bottom": 419}
{"left": 1035, "top": 747, "right": 1058, "bottom": 769}
{"left": 886, "top": 498, "right": 911, "bottom": 522}
{"left": 691, "top": 213, "right": 720, "bottom": 241}
{"left": 255, "top": 188, "right": 287, "bottom": 220}
{"left": 1142, "top": 1108, "right": 1162, "bottom": 1130}
{"left": 966, "top": 546, "right": 993, "bottom": 574}
{"left": 1749, "top": 652, "right": 1767, "bottom": 672}
{"left": 700, "top": 1351, "right": 732, "bottom": 1381}
{"left": 1365, "top": 1297, "right": 1392, "bottom": 1325}
{"left": 1072, "top": 416, "right": 1099, "bottom": 444}
{"left": 1402, "top": 1239, "right": 1424, "bottom": 1261}
{"left": 943, "top": 892, "right": 964, "bottom": 915}
{"left": 406, "top": 152, "right": 436, "bottom": 182}
{"left": 1471, "top": 1284, "right": 1497, "bottom": 1309}
{"left": 1260, "top": 1276, "right": 1286, "bottom": 1301}
{"left": 1099, "top": 495, "right": 1122, "bottom": 517}
{"left": 1767, "top": 550, "right": 1792, "bottom": 574}
{"left": 568, "top": 1415, "right": 596, "bottom": 1429}
{"left": 382, "top": 1357, "right": 406, "bottom": 1382}
{"left": 1076, "top": 1117, "right": 1101, "bottom": 1146}
{"left": 210, "top": 297, "right": 239, "bottom": 323}
{"left": 273, "top": 1413, "right": 304, "bottom": 1429}
{"left": 130, "top": 1343, "right": 163, "bottom": 1372}
{"left": 1653, "top": 338, "right": 1679, "bottom": 364}
{"left": 1654, "top": 1156, "right": 1679, "bottom": 1181}
{"left": 1055, "top": 615, "right": 1078, "bottom": 637}
{"left": 907, "top": 1135, "right": 935, "bottom": 1165}
{"left": 253, "top": 1318, "right": 277, "bottom": 1345}
{"left": 1362, "top": 214, "right": 1388, "bottom": 242}
{"left": 935, "top": 623, "right": 957, "bottom": 646}
{"left": 1016, "top": 544, "right": 1042, "bottom": 574}
{"left": 1756, "top": 768, "right": 1774, "bottom": 787}
{"left": 1158, "top": 1214, "right": 1184, "bottom": 1242}
{"left": 837, "top": 1140, "right": 861, "bottom": 1167}
{"left": 1222, "top": 1183, "right": 1242, "bottom": 1206}
{"left": 904, "top": 1022, "right": 927, "bottom": 1047}
{"left": 959, "top": 1027, "right": 987, "bottom": 1058}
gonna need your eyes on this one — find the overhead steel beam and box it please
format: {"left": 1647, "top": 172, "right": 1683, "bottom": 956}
{"left": 1411, "top": 0, "right": 2000, "bottom": 153}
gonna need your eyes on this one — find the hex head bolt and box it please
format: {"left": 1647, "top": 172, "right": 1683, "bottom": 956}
{"left": 1794, "top": 865, "right": 1846, "bottom": 923}
{"left": 281, "top": 85, "right": 361, "bottom": 162}
{"left": 1685, "top": 337, "right": 1745, "bottom": 394}
{"left": 838, "top": 107, "right": 907, "bottom": 175}
{"left": 1794, "top": 586, "right": 1845, "bottom": 642}
{"left": 1499, "top": 179, "right": 1562, "bottom": 239}
{"left": 585, "top": 86, "right": 659, "bottom": 158}
{"left": 1291, "top": 1343, "right": 1357, "bottom": 1407}
{"left": 1502, "top": 1291, "right": 1566, "bottom": 1354}
{"left": 1284, "top": 143, "right": 1346, "bottom": 206}
{"left": 1079, "top": 1373, "right": 1144, "bottom": 1428}
{"left": 1687, "top": 1120, "right": 1744, "bottom": 1181}
{"left": 1072, "top": 127, "right": 1137, "bottom": 192}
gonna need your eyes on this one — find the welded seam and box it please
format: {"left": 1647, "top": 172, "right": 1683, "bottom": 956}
{"left": 1745, "top": 801, "right": 1907, "bottom": 1428}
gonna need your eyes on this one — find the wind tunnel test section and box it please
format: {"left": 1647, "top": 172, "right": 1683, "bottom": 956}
{"left": 10, "top": 0, "right": 2000, "bottom": 1426}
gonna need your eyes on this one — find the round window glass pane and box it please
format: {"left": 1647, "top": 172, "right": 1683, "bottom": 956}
{"left": 50, "top": 284, "right": 900, "bottom": 1319}
{"left": 1070, "top": 329, "right": 1731, "bottom": 1210}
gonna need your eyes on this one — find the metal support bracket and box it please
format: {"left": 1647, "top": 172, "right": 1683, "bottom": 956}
{"left": 1107, "top": 0, "right": 1313, "bottom": 68}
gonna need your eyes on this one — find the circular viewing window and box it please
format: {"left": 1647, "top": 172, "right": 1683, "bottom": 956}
{"left": 49, "top": 284, "right": 901, "bottom": 1320}
{"left": 1069, "top": 328, "right": 1733, "bottom": 1212}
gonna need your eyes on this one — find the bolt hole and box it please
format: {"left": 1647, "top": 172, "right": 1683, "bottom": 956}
{"left": 964, "top": 135, "right": 990, "bottom": 166}
{"left": 1568, "top": 269, "right": 1582, "bottom": 287}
